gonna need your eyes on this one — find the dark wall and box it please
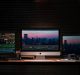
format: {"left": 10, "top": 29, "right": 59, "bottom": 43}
{"left": 0, "top": 0, "right": 80, "bottom": 32}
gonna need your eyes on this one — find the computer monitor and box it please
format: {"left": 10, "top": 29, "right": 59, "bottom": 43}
{"left": 63, "top": 36, "right": 80, "bottom": 56}
{"left": 0, "top": 32, "right": 16, "bottom": 59}
{"left": 21, "top": 29, "right": 60, "bottom": 59}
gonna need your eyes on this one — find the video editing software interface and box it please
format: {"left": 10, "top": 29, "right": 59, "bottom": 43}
{"left": 0, "top": 33, "right": 15, "bottom": 54}
{"left": 22, "top": 30, "right": 59, "bottom": 51}
{"left": 63, "top": 36, "right": 80, "bottom": 55}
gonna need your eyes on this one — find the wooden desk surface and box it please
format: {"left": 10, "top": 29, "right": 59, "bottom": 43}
{"left": 0, "top": 59, "right": 79, "bottom": 62}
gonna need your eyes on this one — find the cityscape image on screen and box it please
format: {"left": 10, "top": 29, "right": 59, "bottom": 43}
{"left": 0, "top": 33, "right": 15, "bottom": 53}
{"left": 63, "top": 36, "right": 80, "bottom": 55}
{"left": 22, "top": 30, "right": 59, "bottom": 51}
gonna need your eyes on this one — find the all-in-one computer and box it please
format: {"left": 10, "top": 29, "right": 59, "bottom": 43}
{"left": 63, "top": 36, "right": 80, "bottom": 59}
{"left": 0, "top": 32, "right": 16, "bottom": 59}
{"left": 21, "top": 29, "right": 60, "bottom": 59}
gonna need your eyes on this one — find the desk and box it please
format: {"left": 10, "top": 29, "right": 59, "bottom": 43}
{"left": 0, "top": 59, "right": 80, "bottom": 62}
{"left": 0, "top": 59, "right": 80, "bottom": 75}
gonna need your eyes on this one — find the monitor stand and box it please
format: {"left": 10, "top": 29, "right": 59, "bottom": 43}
{"left": 35, "top": 56, "right": 45, "bottom": 60}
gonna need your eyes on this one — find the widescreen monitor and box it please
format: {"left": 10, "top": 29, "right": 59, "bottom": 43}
{"left": 0, "top": 33, "right": 15, "bottom": 59}
{"left": 21, "top": 29, "right": 60, "bottom": 59}
{"left": 63, "top": 36, "right": 80, "bottom": 55}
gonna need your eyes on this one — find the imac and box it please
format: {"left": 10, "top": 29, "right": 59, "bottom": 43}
{"left": 0, "top": 32, "right": 16, "bottom": 59}
{"left": 21, "top": 29, "right": 60, "bottom": 59}
{"left": 63, "top": 36, "right": 80, "bottom": 59}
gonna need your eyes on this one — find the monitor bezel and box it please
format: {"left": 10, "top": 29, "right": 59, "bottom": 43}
{"left": 0, "top": 30, "right": 16, "bottom": 55}
{"left": 21, "top": 28, "right": 61, "bottom": 52}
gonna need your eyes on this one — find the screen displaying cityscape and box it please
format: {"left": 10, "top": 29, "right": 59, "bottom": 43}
{"left": 63, "top": 36, "right": 80, "bottom": 55}
{"left": 22, "top": 30, "right": 59, "bottom": 51}
{"left": 0, "top": 33, "right": 15, "bottom": 53}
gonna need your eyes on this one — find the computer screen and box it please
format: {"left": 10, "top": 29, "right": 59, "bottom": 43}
{"left": 0, "top": 33, "right": 15, "bottom": 54}
{"left": 21, "top": 29, "right": 60, "bottom": 59}
{"left": 63, "top": 36, "right": 80, "bottom": 55}
{"left": 22, "top": 30, "right": 59, "bottom": 51}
